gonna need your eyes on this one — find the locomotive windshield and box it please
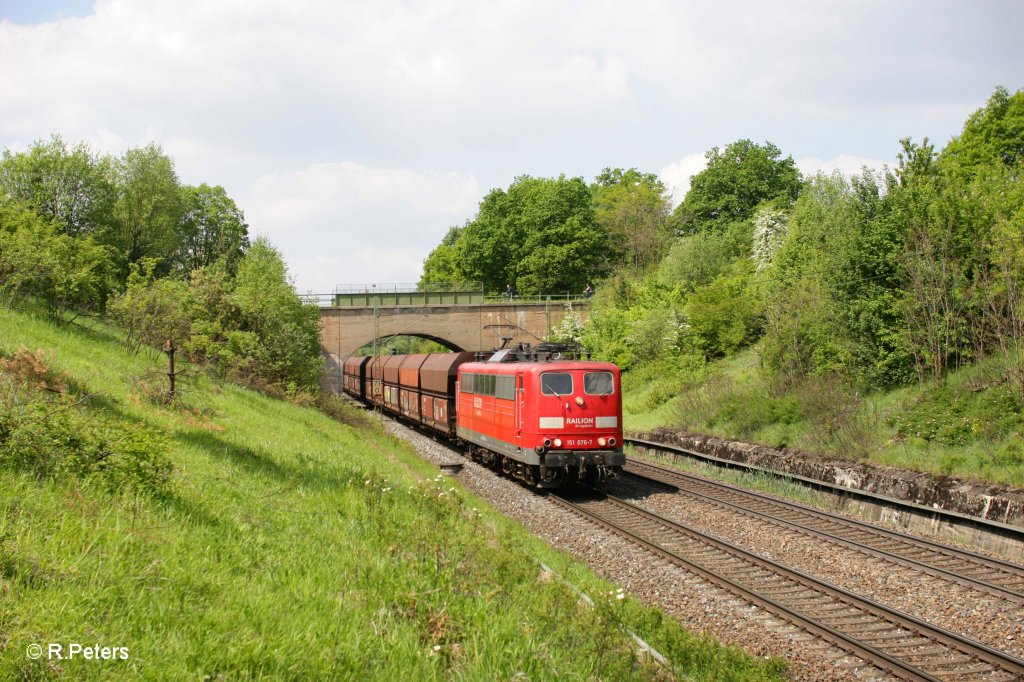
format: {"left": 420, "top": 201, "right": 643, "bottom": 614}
{"left": 584, "top": 371, "right": 614, "bottom": 395}
{"left": 541, "top": 372, "right": 573, "bottom": 396}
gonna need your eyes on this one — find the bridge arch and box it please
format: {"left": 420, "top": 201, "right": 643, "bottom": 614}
{"left": 351, "top": 333, "right": 464, "bottom": 354}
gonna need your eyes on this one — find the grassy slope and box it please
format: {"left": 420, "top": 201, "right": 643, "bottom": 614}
{"left": 0, "top": 308, "right": 784, "bottom": 681}
{"left": 623, "top": 347, "right": 1024, "bottom": 488}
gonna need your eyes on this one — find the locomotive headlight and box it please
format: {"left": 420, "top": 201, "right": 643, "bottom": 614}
{"left": 553, "top": 438, "right": 562, "bottom": 448}
{"left": 575, "top": 397, "right": 584, "bottom": 406}
{"left": 598, "top": 437, "right": 607, "bottom": 447}
{"left": 609, "top": 437, "right": 617, "bottom": 446}
{"left": 543, "top": 438, "right": 552, "bottom": 448}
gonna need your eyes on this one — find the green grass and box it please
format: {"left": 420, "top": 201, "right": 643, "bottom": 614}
{"left": 624, "top": 345, "right": 1024, "bottom": 488}
{"left": 0, "top": 307, "right": 786, "bottom": 681}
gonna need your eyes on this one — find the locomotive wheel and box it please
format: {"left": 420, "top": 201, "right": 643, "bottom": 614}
{"left": 581, "top": 465, "right": 612, "bottom": 486}
{"left": 539, "top": 466, "right": 567, "bottom": 489}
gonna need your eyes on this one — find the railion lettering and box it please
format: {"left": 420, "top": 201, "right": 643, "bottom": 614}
{"left": 565, "top": 417, "right": 595, "bottom": 426}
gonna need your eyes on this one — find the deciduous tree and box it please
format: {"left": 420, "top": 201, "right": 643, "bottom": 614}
{"left": 233, "top": 238, "right": 323, "bottom": 391}
{"left": 673, "top": 139, "right": 800, "bottom": 234}
{"left": 420, "top": 225, "right": 467, "bottom": 285}
{"left": 941, "top": 86, "right": 1024, "bottom": 179}
{"left": 175, "top": 183, "right": 250, "bottom": 275}
{"left": 592, "top": 167, "right": 672, "bottom": 271}
{"left": 422, "top": 175, "right": 609, "bottom": 294}
{"left": 106, "top": 144, "right": 183, "bottom": 277}
{"left": 0, "top": 134, "right": 114, "bottom": 238}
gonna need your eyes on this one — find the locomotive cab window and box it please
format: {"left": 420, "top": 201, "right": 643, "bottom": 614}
{"left": 495, "top": 375, "right": 515, "bottom": 400}
{"left": 462, "top": 373, "right": 475, "bottom": 394}
{"left": 541, "top": 372, "right": 573, "bottom": 396}
{"left": 584, "top": 371, "right": 614, "bottom": 396}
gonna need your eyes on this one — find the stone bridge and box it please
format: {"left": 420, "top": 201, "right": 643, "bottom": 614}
{"left": 320, "top": 301, "right": 588, "bottom": 393}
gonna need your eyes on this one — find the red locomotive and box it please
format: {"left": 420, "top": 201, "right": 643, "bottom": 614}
{"left": 342, "top": 343, "right": 625, "bottom": 487}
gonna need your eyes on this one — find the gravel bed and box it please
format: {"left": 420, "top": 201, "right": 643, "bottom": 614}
{"left": 384, "top": 420, "right": 904, "bottom": 681}
{"left": 606, "top": 471, "right": 1024, "bottom": 660}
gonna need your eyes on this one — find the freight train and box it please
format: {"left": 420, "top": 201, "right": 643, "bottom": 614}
{"left": 342, "top": 343, "right": 625, "bottom": 488}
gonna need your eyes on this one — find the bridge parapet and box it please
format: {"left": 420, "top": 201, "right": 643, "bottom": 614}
{"left": 310, "top": 284, "right": 590, "bottom": 308}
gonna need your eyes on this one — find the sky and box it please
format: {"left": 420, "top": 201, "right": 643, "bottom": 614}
{"left": 1, "top": 1, "right": 1022, "bottom": 294}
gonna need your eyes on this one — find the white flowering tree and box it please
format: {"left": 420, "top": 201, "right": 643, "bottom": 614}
{"left": 752, "top": 207, "right": 789, "bottom": 270}
{"left": 549, "top": 305, "right": 585, "bottom": 344}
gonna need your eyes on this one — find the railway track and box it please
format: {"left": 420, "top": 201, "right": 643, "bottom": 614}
{"left": 621, "top": 458, "right": 1024, "bottom": 604}
{"left": 548, "top": 489, "right": 1024, "bottom": 681}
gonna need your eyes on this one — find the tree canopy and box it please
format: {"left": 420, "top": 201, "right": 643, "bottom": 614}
{"left": 673, "top": 139, "right": 801, "bottom": 234}
{"left": 421, "top": 175, "right": 609, "bottom": 294}
{"left": 0, "top": 134, "right": 113, "bottom": 238}
{"left": 106, "top": 143, "right": 183, "bottom": 277}
{"left": 593, "top": 167, "right": 673, "bottom": 271}
{"left": 941, "top": 85, "right": 1024, "bottom": 178}
{"left": 176, "top": 183, "right": 250, "bottom": 275}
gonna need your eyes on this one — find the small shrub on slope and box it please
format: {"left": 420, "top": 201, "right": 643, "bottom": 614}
{"left": 0, "top": 349, "right": 172, "bottom": 495}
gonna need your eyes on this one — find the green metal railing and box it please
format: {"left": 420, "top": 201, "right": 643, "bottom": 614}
{"left": 315, "top": 283, "right": 591, "bottom": 307}
{"left": 330, "top": 283, "right": 484, "bottom": 307}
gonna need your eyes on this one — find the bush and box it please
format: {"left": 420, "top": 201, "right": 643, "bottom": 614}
{"left": 0, "top": 354, "right": 173, "bottom": 495}
{"left": 582, "top": 305, "right": 635, "bottom": 367}
{"left": 108, "top": 258, "right": 190, "bottom": 354}
{"left": 686, "top": 271, "right": 760, "bottom": 358}
{"left": 791, "top": 374, "right": 877, "bottom": 459}
{"left": 714, "top": 393, "right": 801, "bottom": 438}
{"left": 230, "top": 238, "right": 323, "bottom": 391}
{"left": 107, "top": 242, "right": 324, "bottom": 396}
{"left": 657, "top": 230, "right": 735, "bottom": 293}
{"left": 0, "top": 200, "right": 114, "bottom": 314}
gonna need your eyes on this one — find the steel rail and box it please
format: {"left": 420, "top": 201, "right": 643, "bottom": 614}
{"left": 549, "top": 489, "right": 1024, "bottom": 681}
{"left": 624, "top": 437, "right": 1024, "bottom": 540}
{"left": 622, "top": 458, "right": 1024, "bottom": 604}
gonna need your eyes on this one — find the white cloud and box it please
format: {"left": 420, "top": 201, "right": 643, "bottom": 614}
{"left": 241, "top": 161, "right": 479, "bottom": 292}
{"left": 659, "top": 153, "right": 708, "bottom": 206}
{"left": 0, "top": 0, "right": 638, "bottom": 144}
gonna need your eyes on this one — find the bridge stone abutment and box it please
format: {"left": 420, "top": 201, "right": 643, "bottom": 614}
{"left": 319, "top": 302, "right": 588, "bottom": 393}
